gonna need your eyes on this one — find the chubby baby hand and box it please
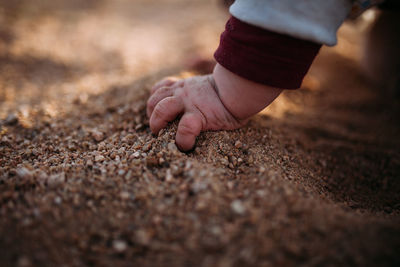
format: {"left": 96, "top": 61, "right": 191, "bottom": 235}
{"left": 147, "top": 74, "right": 247, "bottom": 151}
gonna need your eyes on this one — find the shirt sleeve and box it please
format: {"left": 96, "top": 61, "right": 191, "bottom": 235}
{"left": 214, "top": 16, "right": 322, "bottom": 89}
{"left": 229, "top": 0, "right": 353, "bottom": 46}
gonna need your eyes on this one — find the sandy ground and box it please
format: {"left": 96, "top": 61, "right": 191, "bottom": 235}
{"left": 1, "top": 0, "right": 400, "bottom": 266}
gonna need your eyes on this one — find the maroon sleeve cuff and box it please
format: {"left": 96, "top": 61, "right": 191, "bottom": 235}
{"left": 214, "top": 17, "right": 322, "bottom": 89}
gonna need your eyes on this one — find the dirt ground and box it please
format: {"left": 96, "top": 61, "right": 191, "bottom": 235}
{"left": 1, "top": 0, "right": 399, "bottom": 266}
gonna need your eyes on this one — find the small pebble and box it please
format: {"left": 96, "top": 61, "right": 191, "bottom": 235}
{"left": 135, "top": 123, "right": 144, "bottom": 130}
{"left": 112, "top": 240, "right": 127, "bottom": 252}
{"left": 16, "top": 256, "right": 31, "bottom": 267}
{"left": 135, "top": 229, "right": 150, "bottom": 246}
{"left": 167, "top": 142, "right": 177, "bottom": 151}
{"left": 120, "top": 191, "right": 130, "bottom": 200}
{"left": 165, "top": 169, "right": 173, "bottom": 182}
{"left": 231, "top": 200, "right": 246, "bottom": 215}
{"left": 95, "top": 155, "right": 105, "bottom": 162}
{"left": 47, "top": 172, "right": 66, "bottom": 187}
{"left": 132, "top": 151, "right": 141, "bottom": 158}
{"left": 54, "top": 196, "right": 62, "bottom": 205}
{"left": 220, "top": 158, "right": 229, "bottom": 166}
{"left": 234, "top": 140, "right": 242, "bottom": 149}
{"left": 91, "top": 129, "right": 105, "bottom": 142}
{"left": 16, "top": 167, "right": 32, "bottom": 179}
{"left": 142, "top": 143, "right": 151, "bottom": 152}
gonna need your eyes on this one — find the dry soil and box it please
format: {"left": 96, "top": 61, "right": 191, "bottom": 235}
{"left": 1, "top": 1, "right": 399, "bottom": 266}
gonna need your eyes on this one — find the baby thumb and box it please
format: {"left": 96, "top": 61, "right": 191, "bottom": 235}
{"left": 175, "top": 112, "right": 203, "bottom": 151}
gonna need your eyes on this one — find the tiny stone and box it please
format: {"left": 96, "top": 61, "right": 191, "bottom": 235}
{"left": 231, "top": 200, "right": 246, "bottom": 215}
{"left": 135, "top": 123, "right": 144, "bottom": 130}
{"left": 227, "top": 181, "right": 234, "bottom": 190}
{"left": 132, "top": 103, "right": 143, "bottom": 113}
{"left": 47, "top": 172, "right": 66, "bottom": 188}
{"left": 120, "top": 191, "right": 130, "bottom": 200}
{"left": 54, "top": 196, "right": 62, "bottom": 205}
{"left": 122, "top": 134, "right": 135, "bottom": 144}
{"left": 167, "top": 142, "right": 177, "bottom": 151}
{"left": 220, "top": 158, "right": 229, "bottom": 166}
{"left": 135, "top": 229, "right": 150, "bottom": 246}
{"left": 95, "top": 155, "right": 105, "bottom": 162}
{"left": 16, "top": 256, "right": 31, "bottom": 267}
{"left": 125, "top": 170, "right": 132, "bottom": 180}
{"left": 319, "top": 159, "right": 327, "bottom": 167}
{"left": 191, "top": 180, "right": 208, "bottom": 193}
{"left": 91, "top": 129, "right": 105, "bottom": 142}
{"left": 234, "top": 140, "right": 242, "bottom": 149}
{"left": 133, "top": 115, "right": 142, "bottom": 125}
{"left": 256, "top": 190, "right": 266, "bottom": 197}
{"left": 97, "top": 142, "right": 106, "bottom": 150}
{"left": 36, "top": 171, "right": 48, "bottom": 186}
{"left": 112, "top": 240, "right": 127, "bottom": 252}
{"left": 187, "top": 169, "right": 196, "bottom": 178}
{"left": 118, "top": 147, "right": 126, "bottom": 154}
{"left": 142, "top": 143, "right": 151, "bottom": 152}
{"left": 184, "top": 161, "right": 193, "bottom": 170}
{"left": 210, "top": 225, "right": 222, "bottom": 236}
{"left": 165, "top": 169, "right": 173, "bottom": 182}
{"left": 16, "top": 167, "right": 32, "bottom": 179}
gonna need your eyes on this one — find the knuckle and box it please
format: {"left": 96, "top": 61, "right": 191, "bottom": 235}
{"left": 147, "top": 96, "right": 156, "bottom": 109}
{"left": 153, "top": 102, "right": 168, "bottom": 119}
{"left": 152, "top": 107, "right": 164, "bottom": 119}
{"left": 160, "top": 78, "right": 175, "bottom": 87}
{"left": 159, "top": 86, "right": 171, "bottom": 94}
{"left": 179, "top": 121, "right": 197, "bottom": 136}
{"left": 160, "top": 78, "right": 170, "bottom": 84}
{"left": 174, "top": 87, "right": 185, "bottom": 98}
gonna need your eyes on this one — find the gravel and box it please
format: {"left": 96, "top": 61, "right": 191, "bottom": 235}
{"left": 0, "top": 1, "right": 400, "bottom": 266}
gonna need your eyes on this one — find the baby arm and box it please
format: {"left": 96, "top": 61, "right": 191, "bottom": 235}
{"left": 147, "top": 13, "right": 325, "bottom": 151}
{"left": 147, "top": 64, "right": 282, "bottom": 151}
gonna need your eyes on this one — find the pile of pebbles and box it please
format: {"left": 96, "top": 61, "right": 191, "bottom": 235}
{"left": 1, "top": 83, "right": 400, "bottom": 267}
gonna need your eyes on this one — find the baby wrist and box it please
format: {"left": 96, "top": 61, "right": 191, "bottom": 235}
{"left": 212, "top": 64, "right": 282, "bottom": 120}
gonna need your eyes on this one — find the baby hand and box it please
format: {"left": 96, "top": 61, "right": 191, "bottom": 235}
{"left": 147, "top": 74, "right": 247, "bottom": 151}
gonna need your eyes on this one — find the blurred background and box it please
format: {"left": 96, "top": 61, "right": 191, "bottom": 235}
{"left": 0, "top": 0, "right": 230, "bottom": 120}
{"left": 0, "top": 0, "right": 398, "bottom": 120}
